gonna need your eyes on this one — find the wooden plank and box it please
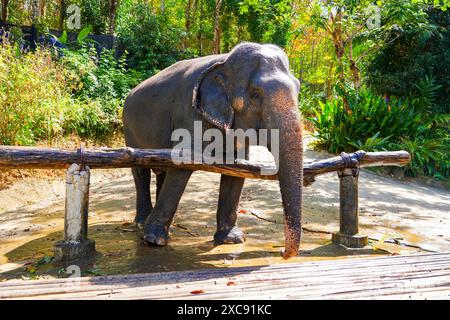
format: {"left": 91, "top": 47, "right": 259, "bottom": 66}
{"left": 0, "top": 146, "right": 410, "bottom": 185}
{"left": 0, "top": 253, "right": 448, "bottom": 300}
{"left": 1, "top": 253, "right": 448, "bottom": 289}
{"left": 1, "top": 253, "right": 448, "bottom": 290}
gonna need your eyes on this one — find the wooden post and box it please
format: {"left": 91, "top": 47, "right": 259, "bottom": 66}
{"left": 54, "top": 164, "right": 95, "bottom": 262}
{"left": 332, "top": 167, "right": 368, "bottom": 248}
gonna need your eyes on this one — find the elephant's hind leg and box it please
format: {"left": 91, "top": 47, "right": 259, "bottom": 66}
{"left": 143, "top": 169, "right": 192, "bottom": 246}
{"left": 214, "top": 175, "right": 246, "bottom": 244}
{"left": 132, "top": 167, "right": 152, "bottom": 228}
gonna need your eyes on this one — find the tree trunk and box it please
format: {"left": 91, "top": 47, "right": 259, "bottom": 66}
{"left": 107, "top": 0, "right": 120, "bottom": 35}
{"left": 31, "top": 0, "right": 40, "bottom": 22}
{"left": 348, "top": 39, "right": 361, "bottom": 89}
{"left": 59, "top": 0, "right": 65, "bottom": 30}
{"left": 1, "top": 0, "right": 9, "bottom": 22}
{"left": 332, "top": 11, "right": 344, "bottom": 83}
{"left": 198, "top": 0, "right": 204, "bottom": 55}
{"left": 330, "top": 9, "right": 350, "bottom": 112}
{"left": 237, "top": 25, "right": 242, "bottom": 42}
{"left": 183, "top": 0, "right": 195, "bottom": 49}
{"left": 39, "top": 0, "right": 46, "bottom": 17}
{"left": 212, "top": 0, "right": 222, "bottom": 54}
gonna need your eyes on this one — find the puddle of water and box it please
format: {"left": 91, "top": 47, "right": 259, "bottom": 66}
{"left": 0, "top": 218, "right": 396, "bottom": 281}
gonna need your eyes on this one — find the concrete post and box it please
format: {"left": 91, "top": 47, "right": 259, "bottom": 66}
{"left": 332, "top": 168, "right": 368, "bottom": 248}
{"left": 54, "top": 164, "right": 95, "bottom": 262}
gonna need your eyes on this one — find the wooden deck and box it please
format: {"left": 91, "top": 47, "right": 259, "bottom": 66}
{"left": 1, "top": 253, "right": 449, "bottom": 300}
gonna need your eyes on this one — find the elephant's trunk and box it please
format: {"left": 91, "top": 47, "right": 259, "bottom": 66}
{"left": 267, "top": 97, "right": 303, "bottom": 259}
{"left": 279, "top": 112, "right": 303, "bottom": 258}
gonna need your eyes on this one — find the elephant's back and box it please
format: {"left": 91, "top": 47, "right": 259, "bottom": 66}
{"left": 123, "top": 54, "right": 226, "bottom": 148}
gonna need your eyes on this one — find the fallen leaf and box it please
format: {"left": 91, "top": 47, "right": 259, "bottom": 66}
{"left": 119, "top": 222, "right": 136, "bottom": 232}
{"left": 26, "top": 266, "right": 36, "bottom": 273}
{"left": 190, "top": 290, "right": 205, "bottom": 294}
{"left": 121, "top": 222, "right": 134, "bottom": 227}
{"left": 227, "top": 281, "right": 236, "bottom": 286}
{"left": 238, "top": 209, "right": 249, "bottom": 214}
{"left": 173, "top": 223, "right": 188, "bottom": 230}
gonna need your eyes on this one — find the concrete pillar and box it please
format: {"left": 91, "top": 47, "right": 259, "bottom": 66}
{"left": 54, "top": 164, "right": 95, "bottom": 262}
{"left": 332, "top": 168, "right": 368, "bottom": 248}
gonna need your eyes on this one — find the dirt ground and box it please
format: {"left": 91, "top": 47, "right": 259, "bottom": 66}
{"left": 0, "top": 137, "right": 449, "bottom": 281}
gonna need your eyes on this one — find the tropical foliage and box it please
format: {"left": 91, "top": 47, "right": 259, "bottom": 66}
{"left": 0, "top": 0, "right": 448, "bottom": 180}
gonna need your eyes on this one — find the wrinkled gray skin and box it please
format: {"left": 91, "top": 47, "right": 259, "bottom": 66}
{"left": 123, "top": 42, "right": 303, "bottom": 258}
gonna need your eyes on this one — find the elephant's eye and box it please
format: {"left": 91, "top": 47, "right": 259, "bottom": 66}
{"left": 251, "top": 90, "right": 261, "bottom": 100}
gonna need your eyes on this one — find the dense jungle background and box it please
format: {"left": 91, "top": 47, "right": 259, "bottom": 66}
{"left": 0, "top": 0, "right": 449, "bottom": 181}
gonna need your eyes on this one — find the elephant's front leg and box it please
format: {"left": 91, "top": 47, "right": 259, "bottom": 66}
{"left": 132, "top": 167, "right": 152, "bottom": 228}
{"left": 214, "top": 175, "right": 246, "bottom": 244}
{"left": 143, "top": 169, "right": 192, "bottom": 246}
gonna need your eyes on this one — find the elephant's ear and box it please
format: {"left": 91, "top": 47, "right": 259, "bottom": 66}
{"left": 192, "top": 61, "right": 233, "bottom": 130}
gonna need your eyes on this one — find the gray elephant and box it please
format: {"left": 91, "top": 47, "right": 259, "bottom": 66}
{"left": 123, "top": 42, "right": 303, "bottom": 258}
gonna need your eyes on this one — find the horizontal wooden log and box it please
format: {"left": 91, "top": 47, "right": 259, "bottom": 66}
{"left": 0, "top": 146, "right": 410, "bottom": 186}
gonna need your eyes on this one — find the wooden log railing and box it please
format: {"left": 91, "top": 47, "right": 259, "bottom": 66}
{"left": 0, "top": 146, "right": 411, "bottom": 261}
{"left": 0, "top": 146, "right": 410, "bottom": 186}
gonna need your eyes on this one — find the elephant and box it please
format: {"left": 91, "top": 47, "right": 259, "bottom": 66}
{"left": 123, "top": 42, "right": 303, "bottom": 258}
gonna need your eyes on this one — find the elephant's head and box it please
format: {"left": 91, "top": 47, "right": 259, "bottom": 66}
{"left": 193, "top": 42, "right": 303, "bottom": 258}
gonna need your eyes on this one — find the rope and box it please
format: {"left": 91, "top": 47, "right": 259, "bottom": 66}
{"left": 339, "top": 150, "right": 366, "bottom": 177}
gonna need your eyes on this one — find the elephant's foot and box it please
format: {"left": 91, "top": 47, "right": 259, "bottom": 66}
{"left": 134, "top": 213, "right": 149, "bottom": 229}
{"left": 143, "top": 223, "right": 169, "bottom": 246}
{"left": 214, "top": 226, "right": 245, "bottom": 244}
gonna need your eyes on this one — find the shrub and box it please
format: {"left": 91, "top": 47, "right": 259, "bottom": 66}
{"left": 0, "top": 39, "right": 132, "bottom": 145}
{"left": 115, "top": 1, "right": 189, "bottom": 77}
{"left": 366, "top": 7, "right": 449, "bottom": 114}
{"left": 61, "top": 46, "right": 142, "bottom": 101}
{"left": 310, "top": 89, "right": 419, "bottom": 152}
{"left": 310, "top": 88, "right": 449, "bottom": 179}
{"left": 61, "top": 45, "right": 143, "bottom": 135}
{"left": 0, "top": 40, "right": 68, "bottom": 145}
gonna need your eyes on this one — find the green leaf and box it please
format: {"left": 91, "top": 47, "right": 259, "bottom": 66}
{"left": 77, "top": 26, "right": 92, "bottom": 44}
{"left": 14, "top": 43, "right": 21, "bottom": 57}
{"left": 37, "top": 255, "right": 54, "bottom": 265}
{"left": 58, "top": 31, "right": 67, "bottom": 44}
